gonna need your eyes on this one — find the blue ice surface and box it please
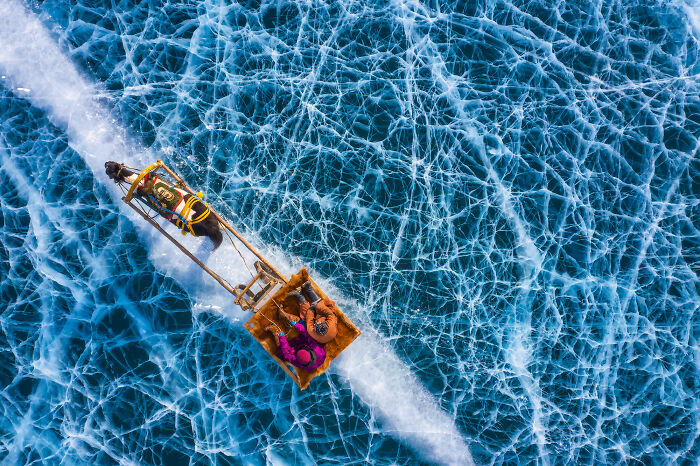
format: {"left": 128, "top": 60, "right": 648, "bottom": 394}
{"left": 0, "top": 0, "right": 699, "bottom": 464}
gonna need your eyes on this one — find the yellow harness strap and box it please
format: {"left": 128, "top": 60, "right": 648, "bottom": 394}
{"left": 176, "top": 193, "right": 210, "bottom": 236}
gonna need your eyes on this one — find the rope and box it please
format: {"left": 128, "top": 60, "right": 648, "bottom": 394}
{"left": 259, "top": 311, "right": 284, "bottom": 334}
{"left": 222, "top": 226, "right": 256, "bottom": 278}
{"left": 218, "top": 224, "right": 293, "bottom": 335}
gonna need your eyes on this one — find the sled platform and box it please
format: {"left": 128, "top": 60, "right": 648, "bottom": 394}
{"left": 244, "top": 268, "right": 361, "bottom": 390}
{"left": 118, "top": 160, "right": 361, "bottom": 390}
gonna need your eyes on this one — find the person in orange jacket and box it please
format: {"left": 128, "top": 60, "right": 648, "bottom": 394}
{"left": 285, "top": 281, "right": 338, "bottom": 344}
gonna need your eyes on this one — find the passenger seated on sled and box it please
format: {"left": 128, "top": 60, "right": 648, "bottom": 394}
{"left": 265, "top": 321, "right": 326, "bottom": 372}
{"left": 282, "top": 281, "right": 338, "bottom": 344}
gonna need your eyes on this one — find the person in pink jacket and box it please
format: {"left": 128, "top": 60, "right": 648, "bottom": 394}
{"left": 286, "top": 281, "right": 338, "bottom": 344}
{"left": 265, "top": 320, "right": 326, "bottom": 372}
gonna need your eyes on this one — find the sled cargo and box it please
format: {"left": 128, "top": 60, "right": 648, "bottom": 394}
{"left": 116, "top": 160, "right": 361, "bottom": 390}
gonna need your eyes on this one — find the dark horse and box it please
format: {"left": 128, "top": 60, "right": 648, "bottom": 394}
{"left": 105, "top": 161, "right": 223, "bottom": 249}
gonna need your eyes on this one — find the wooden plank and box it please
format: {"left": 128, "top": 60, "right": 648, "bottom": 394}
{"left": 244, "top": 268, "right": 362, "bottom": 390}
{"left": 234, "top": 270, "right": 263, "bottom": 305}
{"left": 156, "top": 160, "right": 288, "bottom": 282}
{"left": 123, "top": 198, "right": 238, "bottom": 297}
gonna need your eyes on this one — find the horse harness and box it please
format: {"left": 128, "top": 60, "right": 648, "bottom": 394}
{"left": 138, "top": 172, "right": 211, "bottom": 237}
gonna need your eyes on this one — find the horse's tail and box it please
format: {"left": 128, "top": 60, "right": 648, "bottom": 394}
{"left": 210, "top": 226, "right": 223, "bottom": 250}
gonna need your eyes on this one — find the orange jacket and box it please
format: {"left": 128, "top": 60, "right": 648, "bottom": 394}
{"left": 300, "top": 299, "right": 338, "bottom": 344}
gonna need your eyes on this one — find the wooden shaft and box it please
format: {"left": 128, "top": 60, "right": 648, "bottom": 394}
{"left": 123, "top": 199, "right": 238, "bottom": 297}
{"left": 234, "top": 270, "right": 263, "bottom": 303}
{"left": 157, "top": 160, "right": 287, "bottom": 282}
{"left": 272, "top": 355, "right": 301, "bottom": 385}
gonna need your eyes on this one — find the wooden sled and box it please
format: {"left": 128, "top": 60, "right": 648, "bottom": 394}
{"left": 243, "top": 268, "right": 361, "bottom": 390}
{"left": 119, "top": 160, "right": 361, "bottom": 390}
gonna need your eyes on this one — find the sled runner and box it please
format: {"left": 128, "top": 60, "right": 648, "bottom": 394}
{"left": 114, "top": 159, "right": 361, "bottom": 389}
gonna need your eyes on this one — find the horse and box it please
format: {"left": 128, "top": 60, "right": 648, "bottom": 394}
{"left": 105, "top": 161, "right": 223, "bottom": 249}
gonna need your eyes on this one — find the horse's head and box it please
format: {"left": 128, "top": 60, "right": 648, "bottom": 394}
{"left": 105, "top": 161, "right": 125, "bottom": 181}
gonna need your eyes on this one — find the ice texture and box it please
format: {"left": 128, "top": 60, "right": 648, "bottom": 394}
{"left": 0, "top": 2, "right": 474, "bottom": 464}
{"left": 1, "top": 0, "right": 699, "bottom": 464}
